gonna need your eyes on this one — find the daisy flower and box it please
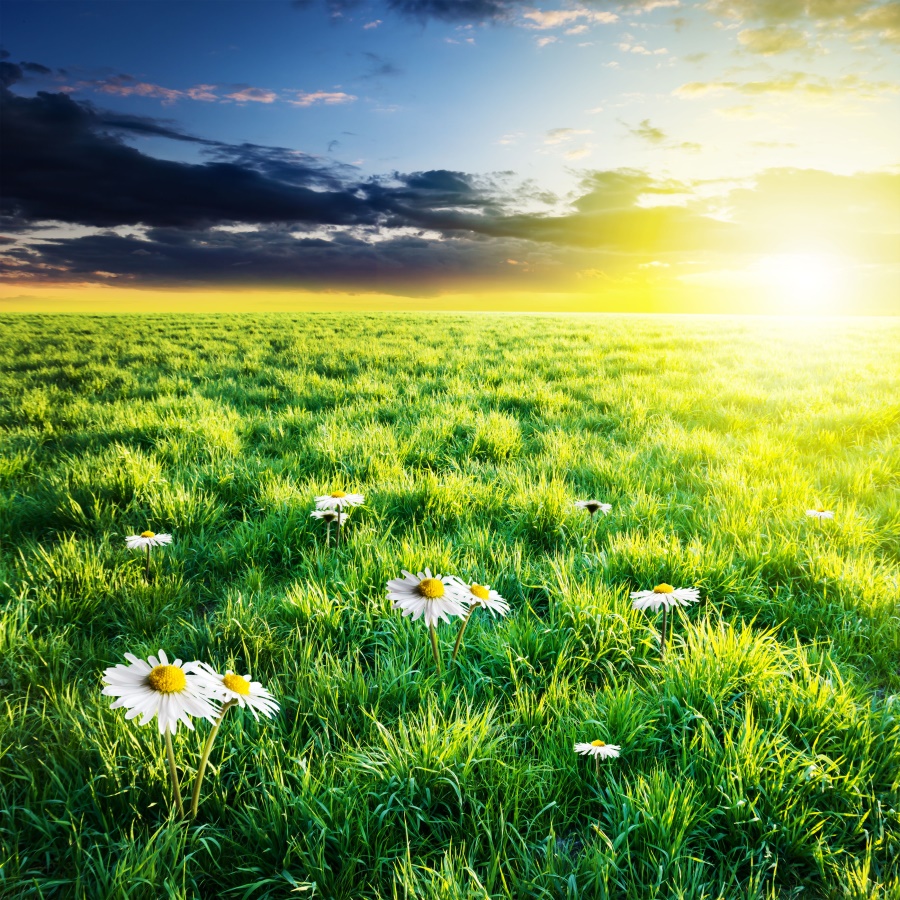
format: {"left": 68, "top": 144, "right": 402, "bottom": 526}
{"left": 453, "top": 581, "right": 511, "bottom": 618}
{"left": 574, "top": 740, "right": 621, "bottom": 759}
{"left": 387, "top": 568, "right": 467, "bottom": 674}
{"left": 387, "top": 569, "right": 468, "bottom": 628}
{"left": 315, "top": 491, "right": 365, "bottom": 511}
{"left": 806, "top": 508, "right": 834, "bottom": 520}
{"left": 449, "top": 581, "right": 511, "bottom": 662}
{"left": 126, "top": 530, "right": 172, "bottom": 581}
{"left": 126, "top": 531, "right": 173, "bottom": 550}
{"left": 631, "top": 583, "right": 700, "bottom": 660}
{"left": 188, "top": 665, "right": 280, "bottom": 818}
{"left": 101, "top": 649, "right": 218, "bottom": 734}
{"left": 193, "top": 665, "right": 279, "bottom": 722}
{"left": 630, "top": 583, "right": 700, "bottom": 612}
{"left": 102, "top": 649, "right": 220, "bottom": 817}
{"left": 575, "top": 500, "right": 612, "bottom": 517}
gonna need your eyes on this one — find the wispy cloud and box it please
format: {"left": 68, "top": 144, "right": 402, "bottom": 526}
{"left": 564, "top": 144, "right": 594, "bottom": 160}
{"left": 706, "top": 0, "right": 900, "bottom": 47}
{"left": 224, "top": 86, "right": 279, "bottom": 104}
{"left": 544, "top": 127, "right": 593, "bottom": 145}
{"left": 62, "top": 76, "right": 187, "bottom": 105}
{"left": 629, "top": 118, "right": 667, "bottom": 144}
{"left": 288, "top": 90, "right": 358, "bottom": 107}
{"left": 521, "top": 8, "right": 617, "bottom": 29}
{"left": 675, "top": 71, "right": 899, "bottom": 101}
{"left": 625, "top": 118, "right": 703, "bottom": 152}
{"left": 737, "top": 25, "right": 812, "bottom": 55}
{"left": 57, "top": 73, "right": 357, "bottom": 109}
{"left": 618, "top": 41, "right": 668, "bottom": 55}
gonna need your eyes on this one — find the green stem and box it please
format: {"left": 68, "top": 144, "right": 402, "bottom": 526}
{"left": 165, "top": 729, "right": 184, "bottom": 818}
{"left": 660, "top": 605, "right": 668, "bottom": 660}
{"left": 451, "top": 607, "right": 475, "bottom": 662}
{"left": 326, "top": 521, "right": 331, "bottom": 548}
{"left": 145, "top": 545, "right": 151, "bottom": 583}
{"left": 428, "top": 623, "right": 442, "bottom": 676}
{"left": 189, "top": 699, "right": 237, "bottom": 819}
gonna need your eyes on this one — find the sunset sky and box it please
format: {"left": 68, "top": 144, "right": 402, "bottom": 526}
{"left": 1, "top": 0, "right": 898, "bottom": 313}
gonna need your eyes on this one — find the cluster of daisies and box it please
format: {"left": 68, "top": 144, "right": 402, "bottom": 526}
{"left": 310, "top": 490, "right": 365, "bottom": 545}
{"left": 387, "top": 568, "right": 510, "bottom": 672}
{"left": 102, "top": 649, "right": 278, "bottom": 818}
{"left": 113, "top": 493, "right": 837, "bottom": 801}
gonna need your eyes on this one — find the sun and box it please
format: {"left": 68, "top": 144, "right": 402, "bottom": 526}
{"left": 754, "top": 252, "right": 845, "bottom": 314}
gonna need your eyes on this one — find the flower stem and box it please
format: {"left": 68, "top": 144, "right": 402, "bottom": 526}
{"left": 336, "top": 509, "right": 342, "bottom": 549}
{"left": 145, "top": 545, "right": 151, "bottom": 583}
{"left": 451, "top": 607, "right": 475, "bottom": 662}
{"left": 326, "top": 521, "right": 331, "bottom": 547}
{"left": 428, "top": 623, "right": 442, "bottom": 675}
{"left": 189, "top": 699, "right": 237, "bottom": 819}
{"left": 164, "top": 729, "right": 184, "bottom": 818}
{"left": 660, "top": 605, "right": 668, "bottom": 660}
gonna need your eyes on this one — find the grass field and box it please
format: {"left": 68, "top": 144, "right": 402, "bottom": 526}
{"left": 0, "top": 312, "right": 898, "bottom": 899}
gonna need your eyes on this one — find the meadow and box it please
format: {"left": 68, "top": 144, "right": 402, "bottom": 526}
{"left": 0, "top": 312, "right": 898, "bottom": 900}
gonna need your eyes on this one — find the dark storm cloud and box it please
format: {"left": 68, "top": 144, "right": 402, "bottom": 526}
{"left": 0, "top": 225, "right": 565, "bottom": 292}
{"left": 384, "top": 0, "right": 518, "bottom": 22}
{"left": 0, "top": 83, "right": 379, "bottom": 229}
{"left": 0, "top": 67, "right": 512, "bottom": 235}
{"left": 293, "top": 0, "right": 518, "bottom": 23}
{"left": 21, "top": 61, "right": 53, "bottom": 75}
{"left": 293, "top": 0, "right": 760, "bottom": 26}
{"left": 0, "top": 62, "right": 23, "bottom": 88}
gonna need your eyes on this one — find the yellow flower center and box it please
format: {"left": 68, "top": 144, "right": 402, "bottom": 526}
{"left": 418, "top": 578, "right": 445, "bottom": 599}
{"left": 222, "top": 673, "right": 251, "bottom": 695}
{"left": 591, "top": 740, "right": 606, "bottom": 747}
{"left": 470, "top": 584, "right": 490, "bottom": 601}
{"left": 140, "top": 530, "right": 155, "bottom": 538}
{"left": 653, "top": 583, "right": 674, "bottom": 594}
{"left": 330, "top": 491, "right": 347, "bottom": 498}
{"left": 817, "top": 507, "right": 826, "bottom": 512}
{"left": 147, "top": 664, "right": 186, "bottom": 693}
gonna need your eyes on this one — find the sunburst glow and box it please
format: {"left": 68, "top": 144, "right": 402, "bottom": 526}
{"left": 754, "top": 253, "right": 846, "bottom": 314}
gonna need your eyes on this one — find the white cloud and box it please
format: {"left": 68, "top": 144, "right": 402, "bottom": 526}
{"left": 544, "top": 127, "right": 593, "bottom": 144}
{"left": 522, "top": 8, "right": 618, "bottom": 30}
{"left": 288, "top": 90, "right": 358, "bottom": 107}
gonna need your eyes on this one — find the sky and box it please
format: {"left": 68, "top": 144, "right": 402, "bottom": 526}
{"left": 1, "top": 0, "right": 898, "bottom": 313}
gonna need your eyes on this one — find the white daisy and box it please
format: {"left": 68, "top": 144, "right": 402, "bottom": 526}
{"left": 315, "top": 491, "right": 365, "bottom": 511}
{"left": 126, "top": 531, "right": 173, "bottom": 550}
{"left": 806, "top": 508, "right": 835, "bottom": 520}
{"left": 193, "top": 665, "right": 279, "bottom": 721}
{"left": 387, "top": 568, "right": 467, "bottom": 628}
{"left": 102, "top": 649, "right": 219, "bottom": 734}
{"left": 575, "top": 740, "right": 621, "bottom": 759}
{"left": 575, "top": 500, "right": 612, "bottom": 516}
{"left": 310, "top": 509, "right": 348, "bottom": 526}
{"left": 452, "top": 580, "right": 510, "bottom": 618}
{"left": 630, "top": 583, "right": 700, "bottom": 611}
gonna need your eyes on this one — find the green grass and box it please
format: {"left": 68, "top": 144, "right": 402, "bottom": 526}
{"left": 0, "top": 312, "right": 898, "bottom": 899}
